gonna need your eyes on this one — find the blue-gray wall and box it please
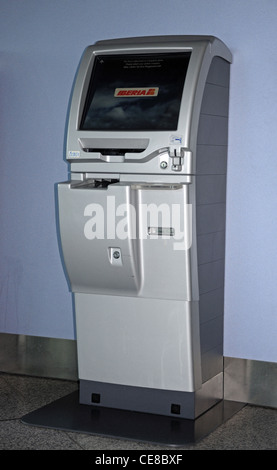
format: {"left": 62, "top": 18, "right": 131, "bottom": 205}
{"left": 1, "top": 0, "right": 277, "bottom": 362}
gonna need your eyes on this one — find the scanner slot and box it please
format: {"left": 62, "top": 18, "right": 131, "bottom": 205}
{"left": 83, "top": 148, "right": 144, "bottom": 155}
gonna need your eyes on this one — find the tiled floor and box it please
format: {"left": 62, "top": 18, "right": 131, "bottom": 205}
{"left": 0, "top": 372, "right": 277, "bottom": 450}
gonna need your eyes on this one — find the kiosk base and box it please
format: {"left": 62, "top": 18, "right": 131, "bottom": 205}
{"left": 21, "top": 390, "right": 244, "bottom": 446}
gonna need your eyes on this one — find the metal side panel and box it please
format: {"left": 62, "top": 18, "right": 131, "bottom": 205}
{"left": 74, "top": 293, "right": 202, "bottom": 393}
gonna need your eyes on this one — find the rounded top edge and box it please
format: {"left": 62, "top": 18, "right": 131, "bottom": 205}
{"left": 94, "top": 35, "right": 219, "bottom": 45}
{"left": 89, "top": 35, "right": 232, "bottom": 63}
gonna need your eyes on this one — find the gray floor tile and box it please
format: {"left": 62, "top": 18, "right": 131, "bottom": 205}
{"left": 0, "top": 375, "right": 26, "bottom": 419}
{"left": 0, "top": 419, "right": 81, "bottom": 450}
{"left": 192, "top": 405, "right": 277, "bottom": 450}
{"left": 0, "top": 372, "right": 78, "bottom": 416}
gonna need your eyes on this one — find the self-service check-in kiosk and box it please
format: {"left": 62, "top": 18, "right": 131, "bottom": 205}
{"left": 57, "top": 36, "right": 232, "bottom": 423}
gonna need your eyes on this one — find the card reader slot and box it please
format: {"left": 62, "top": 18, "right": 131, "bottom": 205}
{"left": 70, "top": 178, "right": 119, "bottom": 189}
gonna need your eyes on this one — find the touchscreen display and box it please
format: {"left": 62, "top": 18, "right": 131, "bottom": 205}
{"left": 80, "top": 52, "right": 191, "bottom": 131}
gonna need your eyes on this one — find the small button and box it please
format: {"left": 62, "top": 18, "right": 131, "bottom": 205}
{"left": 109, "top": 247, "right": 123, "bottom": 266}
{"left": 160, "top": 161, "right": 168, "bottom": 169}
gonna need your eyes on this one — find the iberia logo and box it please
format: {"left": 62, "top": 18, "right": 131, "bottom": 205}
{"left": 114, "top": 87, "right": 159, "bottom": 97}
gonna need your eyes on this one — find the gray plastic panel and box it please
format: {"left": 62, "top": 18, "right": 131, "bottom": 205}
{"left": 197, "top": 231, "right": 225, "bottom": 265}
{"left": 75, "top": 294, "right": 202, "bottom": 393}
{"left": 198, "top": 259, "right": 225, "bottom": 295}
{"left": 196, "top": 175, "right": 226, "bottom": 205}
{"left": 206, "top": 56, "right": 230, "bottom": 87}
{"left": 195, "top": 57, "right": 230, "bottom": 385}
{"left": 199, "top": 288, "right": 225, "bottom": 324}
{"left": 200, "top": 316, "right": 224, "bottom": 354}
{"left": 196, "top": 203, "right": 226, "bottom": 235}
{"left": 200, "top": 84, "right": 229, "bottom": 117}
{"left": 196, "top": 144, "right": 228, "bottom": 175}
{"left": 197, "top": 115, "right": 229, "bottom": 146}
{"left": 201, "top": 345, "right": 223, "bottom": 383}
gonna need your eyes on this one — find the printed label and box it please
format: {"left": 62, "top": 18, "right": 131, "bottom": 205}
{"left": 114, "top": 87, "right": 159, "bottom": 97}
{"left": 68, "top": 151, "right": 80, "bottom": 158}
{"left": 170, "top": 135, "right": 183, "bottom": 146}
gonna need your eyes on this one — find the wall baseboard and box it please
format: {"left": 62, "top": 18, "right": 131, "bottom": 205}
{"left": 0, "top": 333, "right": 276, "bottom": 409}
{"left": 224, "top": 356, "right": 277, "bottom": 409}
{"left": 0, "top": 333, "right": 78, "bottom": 381}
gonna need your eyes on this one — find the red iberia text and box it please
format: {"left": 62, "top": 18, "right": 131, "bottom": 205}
{"left": 114, "top": 87, "right": 159, "bottom": 97}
